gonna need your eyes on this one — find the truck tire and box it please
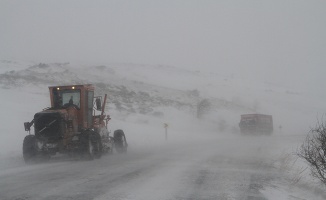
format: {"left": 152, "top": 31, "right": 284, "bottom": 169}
{"left": 87, "top": 137, "right": 95, "bottom": 160}
{"left": 113, "top": 129, "right": 127, "bottom": 154}
{"left": 93, "top": 132, "right": 103, "bottom": 159}
{"left": 23, "top": 135, "right": 37, "bottom": 164}
{"left": 83, "top": 131, "right": 102, "bottom": 160}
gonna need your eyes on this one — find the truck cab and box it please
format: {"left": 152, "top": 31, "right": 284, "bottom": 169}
{"left": 50, "top": 84, "right": 95, "bottom": 129}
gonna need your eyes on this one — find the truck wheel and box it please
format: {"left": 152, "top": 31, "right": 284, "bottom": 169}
{"left": 86, "top": 137, "right": 95, "bottom": 160}
{"left": 84, "top": 131, "right": 102, "bottom": 160}
{"left": 93, "top": 132, "right": 102, "bottom": 159}
{"left": 23, "top": 135, "right": 37, "bottom": 164}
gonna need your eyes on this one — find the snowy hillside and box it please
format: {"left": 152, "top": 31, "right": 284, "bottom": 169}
{"left": 1, "top": 59, "right": 322, "bottom": 135}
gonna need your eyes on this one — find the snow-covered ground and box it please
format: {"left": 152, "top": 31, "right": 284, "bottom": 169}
{"left": 0, "top": 60, "right": 325, "bottom": 199}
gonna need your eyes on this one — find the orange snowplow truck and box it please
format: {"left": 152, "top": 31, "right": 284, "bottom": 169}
{"left": 239, "top": 114, "right": 273, "bottom": 135}
{"left": 23, "top": 84, "right": 112, "bottom": 163}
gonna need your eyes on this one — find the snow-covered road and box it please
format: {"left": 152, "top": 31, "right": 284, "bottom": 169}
{"left": 0, "top": 134, "right": 296, "bottom": 200}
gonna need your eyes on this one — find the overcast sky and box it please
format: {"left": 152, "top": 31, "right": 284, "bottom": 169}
{"left": 1, "top": 0, "right": 325, "bottom": 91}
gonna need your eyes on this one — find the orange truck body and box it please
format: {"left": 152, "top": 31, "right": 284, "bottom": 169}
{"left": 23, "top": 84, "right": 112, "bottom": 163}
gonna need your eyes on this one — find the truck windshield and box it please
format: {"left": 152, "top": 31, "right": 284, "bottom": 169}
{"left": 53, "top": 89, "right": 81, "bottom": 109}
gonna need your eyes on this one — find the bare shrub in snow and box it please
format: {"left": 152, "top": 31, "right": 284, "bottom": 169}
{"left": 298, "top": 119, "right": 326, "bottom": 185}
{"left": 273, "top": 152, "right": 308, "bottom": 186}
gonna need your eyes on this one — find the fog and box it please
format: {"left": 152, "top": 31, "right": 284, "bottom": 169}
{"left": 1, "top": 1, "right": 326, "bottom": 93}
{"left": 1, "top": 1, "right": 326, "bottom": 199}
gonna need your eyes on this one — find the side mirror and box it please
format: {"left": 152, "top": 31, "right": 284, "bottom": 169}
{"left": 24, "top": 122, "right": 31, "bottom": 131}
{"left": 95, "top": 97, "right": 102, "bottom": 111}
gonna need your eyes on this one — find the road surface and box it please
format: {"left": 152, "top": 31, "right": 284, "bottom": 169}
{"left": 0, "top": 134, "right": 301, "bottom": 200}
